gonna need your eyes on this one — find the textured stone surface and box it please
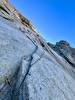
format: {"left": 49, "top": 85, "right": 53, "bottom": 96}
{"left": 0, "top": 0, "right": 75, "bottom": 100}
{"left": 0, "top": 0, "right": 38, "bottom": 33}
{"left": 48, "top": 40, "right": 75, "bottom": 67}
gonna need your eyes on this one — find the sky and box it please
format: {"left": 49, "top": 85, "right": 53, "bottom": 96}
{"left": 9, "top": 0, "right": 75, "bottom": 47}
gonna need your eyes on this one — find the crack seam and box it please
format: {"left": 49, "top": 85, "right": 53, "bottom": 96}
{"left": 13, "top": 35, "right": 44, "bottom": 100}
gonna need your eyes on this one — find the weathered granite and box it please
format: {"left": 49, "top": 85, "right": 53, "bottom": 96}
{"left": 48, "top": 40, "right": 75, "bottom": 67}
{"left": 0, "top": 0, "right": 38, "bottom": 33}
{"left": 0, "top": 0, "right": 75, "bottom": 100}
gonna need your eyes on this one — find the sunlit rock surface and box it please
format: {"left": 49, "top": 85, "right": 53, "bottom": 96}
{"left": 0, "top": 0, "right": 75, "bottom": 100}
{"left": 0, "top": 0, "right": 38, "bottom": 33}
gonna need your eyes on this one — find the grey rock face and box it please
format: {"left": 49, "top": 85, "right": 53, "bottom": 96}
{"left": 48, "top": 40, "right": 75, "bottom": 67}
{"left": 0, "top": 0, "right": 75, "bottom": 100}
{"left": 0, "top": 17, "right": 75, "bottom": 100}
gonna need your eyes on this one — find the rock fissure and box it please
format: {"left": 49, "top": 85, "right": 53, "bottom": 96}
{"left": 0, "top": 6, "right": 9, "bottom": 15}
{"left": 13, "top": 48, "right": 44, "bottom": 99}
{"left": 39, "top": 40, "right": 75, "bottom": 80}
{"left": 12, "top": 35, "right": 44, "bottom": 99}
{"left": 1, "top": 0, "right": 75, "bottom": 100}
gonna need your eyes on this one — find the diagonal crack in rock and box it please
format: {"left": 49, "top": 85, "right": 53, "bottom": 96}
{"left": 12, "top": 36, "right": 44, "bottom": 100}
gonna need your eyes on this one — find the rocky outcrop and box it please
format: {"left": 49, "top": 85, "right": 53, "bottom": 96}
{"left": 0, "top": 0, "right": 38, "bottom": 33}
{"left": 48, "top": 40, "right": 75, "bottom": 67}
{"left": 0, "top": 0, "right": 75, "bottom": 100}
